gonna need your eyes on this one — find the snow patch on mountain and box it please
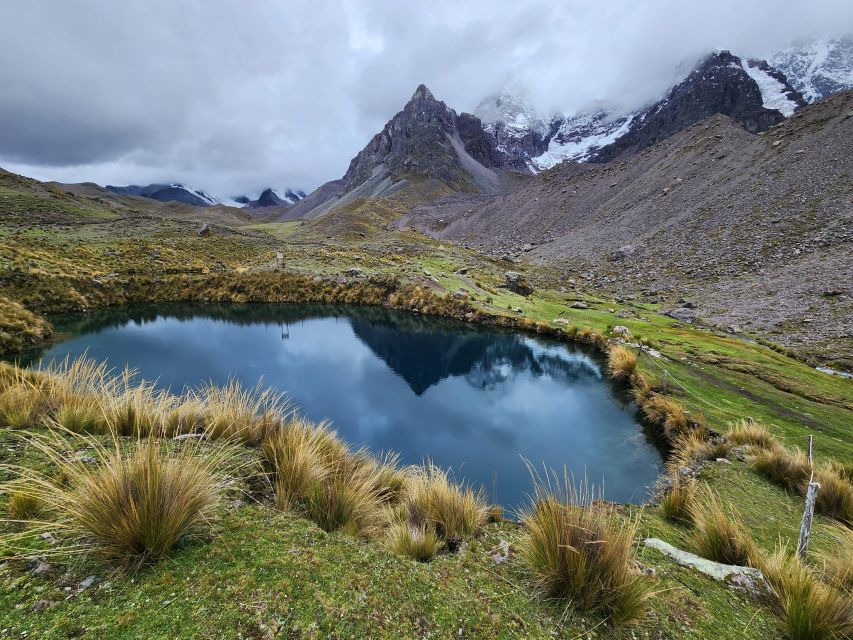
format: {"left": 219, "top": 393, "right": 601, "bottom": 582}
{"left": 771, "top": 36, "right": 853, "bottom": 103}
{"left": 177, "top": 185, "right": 219, "bottom": 206}
{"left": 741, "top": 61, "right": 799, "bottom": 116}
{"left": 271, "top": 188, "right": 306, "bottom": 204}
{"left": 533, "top": 112, "right": 636, "bottom": 169}
{"left": 475, "top": 91, "right": 546, "bottom": 136}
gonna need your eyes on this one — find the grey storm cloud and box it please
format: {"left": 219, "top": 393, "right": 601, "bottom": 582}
{"left": 0, "top": 0, "right": 850, "bottom": 197}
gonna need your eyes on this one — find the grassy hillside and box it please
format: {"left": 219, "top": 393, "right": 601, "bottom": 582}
{"left": 0, "top": 170, "right": 851, "bottom": 638}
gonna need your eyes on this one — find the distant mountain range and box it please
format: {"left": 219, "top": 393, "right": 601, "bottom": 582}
{"left": 105, "top": 36, "right": 852, "bottom": 213}
{"left": 105, "top": 183, "right": 220, "bottom": 208}
{"left": 104, "top": 184, "right": 305, "bottom": 209}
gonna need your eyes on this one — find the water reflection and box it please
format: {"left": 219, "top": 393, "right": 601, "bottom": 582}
{"left": 20, "top": 304, "right": 664, "bottom": 510}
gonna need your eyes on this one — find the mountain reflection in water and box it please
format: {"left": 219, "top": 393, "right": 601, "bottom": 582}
{"left": 20, "top": 304, "right": 664, "bottom": 510}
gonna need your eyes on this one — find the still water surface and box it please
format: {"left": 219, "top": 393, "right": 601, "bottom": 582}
{"left": 22, "top": 304, "right": 664, "bottom": 510}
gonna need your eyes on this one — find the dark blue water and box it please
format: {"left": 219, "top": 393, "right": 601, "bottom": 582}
{"left": 20, "top": 304, "right": 664, "bottom": 510}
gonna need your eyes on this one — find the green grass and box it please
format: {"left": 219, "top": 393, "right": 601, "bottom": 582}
{"left": 0, "top": 174, "right": 851, "bottom": 637}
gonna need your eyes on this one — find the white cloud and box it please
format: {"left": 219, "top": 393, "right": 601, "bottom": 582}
{"left": 0, "top": 0, "right": 849, "bottom": 195}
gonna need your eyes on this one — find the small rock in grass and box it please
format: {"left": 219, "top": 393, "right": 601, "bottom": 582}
{"left": 29, "top": 559, "right": 52, "bottom": 577}
{"left": 570, "top": 301, "right": 588, "bottom": 309}
{"left": 716, "top": 458, "right": 731, "bottom": 464}
{"left": 39, "top": 532, "right": 59, "bottom": 545}
{"left": 80, "top": 576, "right": 98, "bottom": 589}
{"left": 31, "top": 599, "right": 53, "bottom": 613}
{"left": 491, "top": 540, "right": 510, "bottom": 565}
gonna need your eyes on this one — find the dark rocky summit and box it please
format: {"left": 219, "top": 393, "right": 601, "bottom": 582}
{"left": 591, "top": 51, "right": 805, "bottom": 162}
{"left": 341, "top": 84, "right": 504, "bottom": 194}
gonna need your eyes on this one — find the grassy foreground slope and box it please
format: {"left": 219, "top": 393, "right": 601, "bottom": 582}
{"left": 0, "top": 169, "right": 851, "bottom": 638}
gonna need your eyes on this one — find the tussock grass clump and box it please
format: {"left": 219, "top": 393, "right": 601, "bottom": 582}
{"left": 690, "top": 490, "right": 757, "bottom": 566}
{"left": 54, "top": 394, "right": 104, "bottom": 434}
{"left": 607, "top": 345, "right": 637, "bottom": 381}
{"left": 761, "top": 546, "right": 853, "bottom": 640}
{"left": 751, "top": 446, "right": 811, "bottom": 494}
{"left": 660, "top": 476, "right": 696, "bottom": 524}
{"left": 576, "top": 327, "right": 607, "bottom": 349}
{"left": 386, "top": 522, "right": 442, "bottom": 562}
{"left": 827, "top": 460, "right": 853, "bottom": 483}
{"left": 813, "top": 466, "right": 853, "bottom": 524}
{"left": 203, "top": 379, "right": 287, "bottom": 445}
{"left": 818, "top": 524, "right": 853, "bottom": 593}
{"left": 670, "top": 432, "right": 731, "bottom": 470}
{"left": 99, "top": 370, "right": 164, "bottom": 436}
{"left": 403, "top": 463, "right": 487, "bottom": 544}
{"left": 263, "top": 419, "right": 393, "bottom": 537}
{"left": 262, "top": 419, "right": 330, "bottom": 511}
{"left": 726, "top": 418, "right": 779, "bottom": 451}
{"left": 6, "top": 488, "right": 45, "bottom": 521}
{"left": 0, "top": 382, "right": 44, "bottom": 429}
{"left": 518, "top": 474, "right": 649, "bottom": 626}
{"left": 641, "top": 393, "right": 695, "bottom": 440}
{"left": 2, "top": 425, "right": 242, "bottom": 564}
{"left": 305, "top": 468, "right": 385, "bottom": 537}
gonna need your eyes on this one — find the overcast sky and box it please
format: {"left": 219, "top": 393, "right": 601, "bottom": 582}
{"left": 0, "top": 0, "right": 850, "bottom": 197}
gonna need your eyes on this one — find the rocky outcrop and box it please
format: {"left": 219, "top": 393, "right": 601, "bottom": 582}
{"left": 456, "top": 112, "right": 504, "bottom": 168}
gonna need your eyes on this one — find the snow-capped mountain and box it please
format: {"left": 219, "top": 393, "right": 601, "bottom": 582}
{"left": 771, "top": 35, "right": 853, "bottom": 103}
{"left": 105, "top": 183, "right": 306, "bottom": 209}
{"left": 105, "top": 183, "right": 219, "bottom": 207}
{"left": 474, "top": 91, "right": 549, "bottom": 171}
{"left": 244, "top": 187, "right": 306, "bottom": 208}
{"left": 479, "top": 49, "right": 806, "bottom": 170}
{"left": 532, "top": 111, "right": 637, "bottom": 169}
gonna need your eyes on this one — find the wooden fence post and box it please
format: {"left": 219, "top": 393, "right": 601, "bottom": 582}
{"left": 797, "top": 480, "right": 820, "bottom": 560}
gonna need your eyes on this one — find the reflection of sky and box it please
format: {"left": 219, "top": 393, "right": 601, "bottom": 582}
{"left": 34, "top": 310, "right": 663, "bottom": 512}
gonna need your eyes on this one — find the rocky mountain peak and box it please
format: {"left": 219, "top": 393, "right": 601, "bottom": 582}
{"left": 590, "top": 49, "right": 803, "bottom": 162}
{"left": 411, "top": 83, "right": 436, "bottom": 102}
{"left": 341, "top": 84, "right": 501, "bottom": 194}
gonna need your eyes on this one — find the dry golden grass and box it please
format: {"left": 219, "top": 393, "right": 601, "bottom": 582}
{"left": 761, "top": 545, "right": 853, "bottom": 640}
{"left": 751, "top": 446, "right": 812, "bottom": 494}
{"left": 725, "top": 418, "right": 779, "bottom": 451}
{"left": 304, "top": 463, "right": 386, "bottom": 537}
{"left": 817, "top": 523, "right": 853, "bottom": 594}
{"left": 261, "top": 419, "right": 331, "bottom": 511}
{"left": 607, "top": 345, "right": 637, "bottom": 381}
{"left": 518, "top": 473, "right": 649, "bottom": 626}
{"left": 262, "top": 419, "right": 399, "bottom": 538}
{"left": 813, "top": 466, "right": 853, "bottom": 524}
{"left": 385, "top": 522, "right": 442, "bottom": 562}
{"left": 402, "top": 463, "right": 487, "bottom": 545}
{"left": 669, "top": 432, "right": 731, "bottom": 470}
{"left": 1, "top": 423, "right": 243, "bottom": 564}
{"left": 660, "top": 476, "right": 696, "bottom": 524}
{"left": 6, "top": 487, "right": 45, "bottom": 521}
{"left": 640, "top": 393, "right": 695, "bottom": 440}
{"left": 690, "top": 490, "right": 757, "bottom": 566}
{"left": 200, "top": 379, "right": 287, "bottom": 445}
{"left": 0, "top": 382, "right": 44, "bottom": 429}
